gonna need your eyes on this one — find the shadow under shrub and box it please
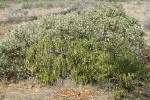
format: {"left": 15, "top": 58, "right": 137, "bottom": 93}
{"left": 26, "top": 6, "right": 149, "bottom": 97}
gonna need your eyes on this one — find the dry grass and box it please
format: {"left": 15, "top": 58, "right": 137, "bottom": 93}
{"left": 0, "top": 78, "right": 114, "bottom": 100}
{"left": 0, "top": 3, "right": 68, "bottom": 38}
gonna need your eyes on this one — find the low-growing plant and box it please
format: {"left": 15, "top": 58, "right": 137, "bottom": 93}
{"left": 0, "top": 2, "right": 9, "bottom": 9}
{"left": 22, "top": 1, "right": 47, "bottom": 9}
{"left": 0, "top": 22, "right": 46, "bottom": 81}
{"left": 0, "top": 3, "right": 149, "bottom": 99}
{"left": 22, "top": 2, "right": 32, "bottom": 9}
{"left": 26, "top": 6, "right": 149, "bottom": 96}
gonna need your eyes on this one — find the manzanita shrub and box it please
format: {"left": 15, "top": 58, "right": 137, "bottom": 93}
{"left": 26, "top": 6, "right": 149, "bottom": 92}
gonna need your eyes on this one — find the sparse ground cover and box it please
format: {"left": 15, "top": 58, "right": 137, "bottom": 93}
{"left": 0, "top": 0, "right": 150, "bottom": 100}
{"left": 0, "top": 78, "right": 115, "bottom": 100}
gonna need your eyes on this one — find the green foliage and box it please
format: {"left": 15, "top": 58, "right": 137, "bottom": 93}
{"left": 0, "top": 3, "right": 149, "bottom": 98}
{"left": 114, "top": 88, "right": 128, "bottom": 100}
{"left": 22, "top": 2, "right": 32, "bottom": 9}
{"left": 96, "top": 0, "right": 129, "bottom": 1}
{"left": 22, "top": 1, "right": 47, "bottom": 9}
{"left": 0, "top": 23, "right": 46, "bottom": 81}
{"left": 0, "top": 2, "right": 9, "bottom": 9}
{"left": 67, "top": 39, "right": 111, "bottom": 84}
{"left": 21, "top": 0, "right": 74, "bottom": 9}
{"left": 26, "top": 6, "right": 149, "bottom": 94}
{"left": 26, "top": 37, "right": 69, "bottom": 84}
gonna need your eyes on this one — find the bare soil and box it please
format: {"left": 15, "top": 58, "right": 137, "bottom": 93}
{"left": 0, "top": 79, "right": 114, "bottom": 100}
{"left": 120, "top": 1, "right": 150, "bottom": 45}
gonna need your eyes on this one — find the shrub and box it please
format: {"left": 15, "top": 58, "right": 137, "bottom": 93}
{"left": 26, "top": 6, "right": 149, "bottom": 94}
{"left": 22, "top": 2, "right": 33, "bottom": 9}
{"left": 22, "top": 1, "right": 46, "bottom": 9}
{"left": 0, "top": 2, "right": 9, "bottom": 9}
{"left": 0, "top": 22, "right": 46, "bottom": 81}
{"left": 0, "top": 4, "right": 149, "bottom": 98}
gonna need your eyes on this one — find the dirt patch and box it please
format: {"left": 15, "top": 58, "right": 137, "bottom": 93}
{"left": 121, "top": 1, "right": 150, "bottom": 46}
{"left": 0, "top": 79, "right": 114, "bottom": 100}
{"left": 0, "top": 9, "right": 8, "bottom": 21}
{"left": 121, "top": 2, "right": 150, "bottom": 21}
{"left": 0, "top": 83, "right": 52, "bottom": 100}
{"left": 0, "top": 24, "right": 18, "bottom": 37}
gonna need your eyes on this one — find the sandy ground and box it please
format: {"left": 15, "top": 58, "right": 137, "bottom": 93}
{"left": 0, "top": 79, "right": 114, "bottom": 100}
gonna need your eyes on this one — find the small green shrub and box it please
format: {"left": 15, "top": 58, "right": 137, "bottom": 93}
{"left": 0, "top": 22, "right": 46, "bottom": 81}
{"left": 0, "top": 4, "right": 149, "bottom": 99}
{"left": 22, "top": 2, "right": 32, "bottom": 9}
{"left": 26, "top": 6, "right": 149, "bottom": 94}
{"left": 0, "top": 2, "right": 9, "bottom": 9}
{"left": 22, "top": 1, "right": 46, "bottom": 9}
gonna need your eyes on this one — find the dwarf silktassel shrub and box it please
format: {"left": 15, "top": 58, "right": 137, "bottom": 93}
{"left": 0, "top": 4, "right": 149, "bottom": 98}
{"left": 26, "top": 6, "right": 149, "bottom": 92}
